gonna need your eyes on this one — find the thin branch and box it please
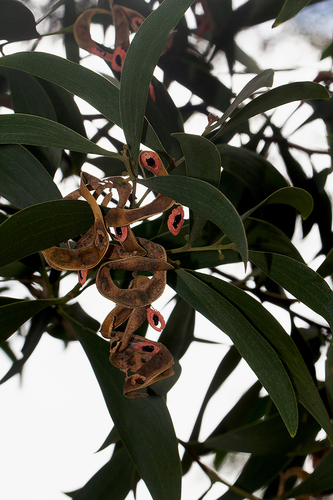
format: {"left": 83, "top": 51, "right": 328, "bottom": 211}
{"left": 209, "top": 267, "right": 330, "bottom": 333}
{"left": 179, "top": 439, "right": 262, "bottom": 500}
{"left": 262, "top": 135, "right": 329, "bottom": 156}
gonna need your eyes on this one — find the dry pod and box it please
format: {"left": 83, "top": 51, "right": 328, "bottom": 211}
{"left": 42, "top": 173, "right": 109, "bottom": 272}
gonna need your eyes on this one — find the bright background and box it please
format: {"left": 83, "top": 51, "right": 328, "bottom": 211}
{"left": 1, "top": 1, "right": 333, "bottom": 499}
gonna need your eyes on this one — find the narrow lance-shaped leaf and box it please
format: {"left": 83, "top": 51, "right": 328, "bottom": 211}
{"left": 158, "top": 295, "right": 196, "bottom": 360}
{"left": 0, "top": 299, "right": 58, "bottom": 345}
{"left": 316, "top": 247, "right": 333, "bottom": 278}
{"left": 0, "top": 0, "right": 40, "bottom": 42}
{"left": 205, "top": 411, "right": 319, "bottom": 455}
{"left": 325, "top": 343, "right": 333, "bottom": 414}
{"left": 0, "top": 52, "right": 164, "bottom": 154}
{"left": 0, "top": 145, "right": 62, "bottom": 208}
{"left": 71, "top": 444, "right": 136, "bottom": 500}
{"left": 204, "top": 68, "right": 274, "bottom": 136}
{"left": 213, "top": 82, "right": 329, "bottom": 140}
{"left": 69, "top": 316, "right": 182, "bottom": 500}
{"left": 273, "top": 0, "right": 312, "bottom": 27}
{"left": 189, "top": 346, "right": 242, "bottom": 441}
{"left": 194, "top": 271, "right": 333, "bottom": 444}
{"left": 0, "top": 114, "right": 121, "bottom": 158}
{"left": 172, "top": 132, "right": 221, "bottom": 246}
{"left": 241, "top": 186, "right": 313, "bottom": 221}
{"left": 250, "top": 251, "right": 333, "bottom": 332}
{"left": 140, "top": 176, "right": 248, "bottom": 265}
{"left": 0, "top": 307, "right": 51, "bottom": 383}
{"left": 0, "top": 200, "right": 94, "bottom": 268}
{"left": 172, "top": 269, "right": 298, "bottom": 436}
{"left": 120, "top": 0, "right": 195, "bottom": 160}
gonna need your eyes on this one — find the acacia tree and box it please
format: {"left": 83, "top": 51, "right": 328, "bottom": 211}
{"left": 1, "top": 0, "right": 333, "bottom": 499}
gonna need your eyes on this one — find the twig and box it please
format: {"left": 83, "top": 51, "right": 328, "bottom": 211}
{"left": 262, "top": 135, "right": 329, "bottom": 156}
{"left": 179, "top": 439, "right": 262, "bottom": 500}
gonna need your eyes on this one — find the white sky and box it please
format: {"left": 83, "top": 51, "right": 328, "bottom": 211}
{"left": 1, "top": 1, "right": 333, "bottom": 499}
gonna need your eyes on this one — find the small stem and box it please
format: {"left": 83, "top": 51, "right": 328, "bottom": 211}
{"left": 168, "top": 243, "right": 237, "bottom": 255}
{"left": 174, "top": 155, "right": 185, "bottom": 168}
{"left": 179, "top": 439, "right": 262, "bottom": 500}
{"left": 121, "top": 147, "right": 136, "bottom": 180}
{"left": 136, "top": 187, "right": 151, "bottom": 207}
{"left": 262, "top": 135, "right": 329, "bottom": 156}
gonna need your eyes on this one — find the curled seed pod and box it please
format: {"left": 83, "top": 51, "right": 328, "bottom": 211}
{"left": 109, "top": 332, "right": 174, "bottom": 398}
{"left": 42, "top": 173, "right": 109, "bottom": 272}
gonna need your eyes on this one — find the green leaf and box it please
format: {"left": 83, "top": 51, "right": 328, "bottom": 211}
{"left": 242, "top": 186, "right": 314, "bottom": 221}
{"left": 120, "top": 0, "right": 195, "bottom": 160}
{"left": 0, "top": 145, "right": 62, "bottom": 208}
{"left": 213, "top": 82, "right": 330, "bottom": 139}
{"left": 217, "top": 144, "right": 296, "bottom": 237}
{"left": 172, "top": 269, "right": 298, "bottom": 436}
{"left": 0, "top": 113, "right": 120, "bottom": 158}
{"left": 145, "top": 77, "right": 184, "bottom": 159}
{"left": 245, "top": 218, "right": 304, "bottom": 262}
{"left": 47, "top": 302, "right": 100, "bottom": 343}
{"left": 0, "top": 299, "right": 57, "bottom": 345}
{"left": 189, "top": 346, "right": 242, "bottom": 441}
{"left": 0, "top": 308, "right": 50, "bottom": 383}
{"left": 0, "top": 0, "right": 40, "bottom": 42}
{"left": 321, "top": 41, "right": 333, "bottom": 61}
{"left": 173, "top": 133, "right": 221, "bottom": 187}
{"left": 192, "top": 271, "right": 333, "bottom": 443}
{"left": 71, "top": 444, "right": 136, "bottom": 500}
{"left": 285, "top": 448, "right": 333, "bottom": 498}
{"left": 0, "top": 200, "right": 94, "bottom": 268}
{"left": 140, "top": 176, "right": 248, "bottom": 265}
{"left": 158, "top": 295, "right": 196, "bottom": 360}
{"left": 4, "top": 67, "right": 63, "bottom": 175}
{"left": 0, "top": 52, "right": 164, "bottom": 154}
{"left": 204, "top": 411, "right": 319, "bottom": 455}
{"left": 325, "top": 343, "right": 333, "bottom": 414}
{"left": 316, "top": 247, "right": 333, "bottom": 278}
{"left": 218, "top": 453, "right": 292, "bottom": 500}
{"left": 250, "top": 251, "right": 333, "bottom": 332}
{"left": 173, "top": 132, "right": 221, "bottom": 245}
{"left": 209, "top": 381, "right": 263, "bottom": 439}
{"left": 6, "top": 68, "right": 57, "bottom": 120}
{"left": 70, "top": 317, "right": 182, "bottom": 500}
{"left": 204, "top": 69, "right": 274, "bottom": 135}
{"left": 38, "top": 78, "right": 88, "bottom": 172}
{"left": 160, "top": 53, "right": 233, "bottom": 113}
{"left": 273, "top": 0, "right": 312, "bottom": 27}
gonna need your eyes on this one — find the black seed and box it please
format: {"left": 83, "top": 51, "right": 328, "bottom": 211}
{"left": 78, "top": 270, "right": 83, "bottom": 279}
{"left": 142, "top": 345, "right": 155, "bottom": 353}
{"left": 173, "top": 214, "right": 182, "bottom": 229}
{"left": 116, "top": 227, "right": 122, "bottom": 235}
{"left": 115, "top": 54, "right": 122, "bottom": 66}
{"left": 146, "top": 157, "right": 155, "bottom": 167}
{"left": 153, "top": 313, "right": 159, "bottom": 326}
